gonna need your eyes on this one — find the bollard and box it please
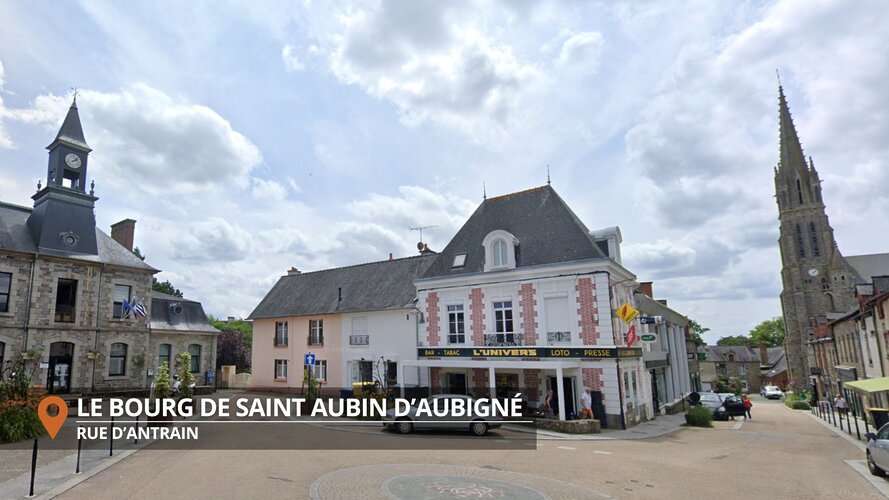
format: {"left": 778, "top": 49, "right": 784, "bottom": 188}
{"left": 28, "top": 438, "right": 38, "bottom": 497}
{"left": 76, "top": 437, "right": 82, "bottom": 474}
{"left": 134, "top": 414, "right": 139, "bottom": 444}
{"left": 109, "top": 416, "right": 114, "bottom": 457}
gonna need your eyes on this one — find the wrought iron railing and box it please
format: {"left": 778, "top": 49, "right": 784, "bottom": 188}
{"left": 54, "top": 305, "right": 75, "bottom": 323}
{"left": 349, "top": 335, "right": 369, "bottom": 346}
{"left": 483, "top": 333, "right": 524, "bottom": 347}
{"left": 547, "top": 331, "right": 571, "bottom": 343}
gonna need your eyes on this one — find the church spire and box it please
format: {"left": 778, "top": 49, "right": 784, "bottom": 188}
{"left": 777, "top": 85, "right": 807, "bottom": 178}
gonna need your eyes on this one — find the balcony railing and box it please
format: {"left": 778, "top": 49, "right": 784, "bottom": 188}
{"left": 307, "top": 334, "right": 324, "bottom": 346}
{"left": 547, "top": 331, "right": 571, "bottom": 344}
{"left": 483, "top": 333, "right": 524, "bottom": 347}
{"left": 55, "top": 305, "right": 75, "bottom": 323}
{"left": 349, "top": 335, "right": 369, "bottom": 346}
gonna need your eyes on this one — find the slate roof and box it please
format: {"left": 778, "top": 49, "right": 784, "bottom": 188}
{"left": 0, "top": 201, "right": 156, "bottom": 271}
{"left": 49, "top": 103, "right": 91, "bottom": 151}
{"left": 846, "top": 253, "right": 889, "bottom": 283}
{"left": 701, "top": 346, "right": 760, "bottom": 363}
{"left": 421, "top": 185, "right": 608, "bottom": 279}
{"left": 248, "top": 254, "right": 437, "bottom": 320}
{"left": 149, "top": 291, "right": 219, "bottom": 333}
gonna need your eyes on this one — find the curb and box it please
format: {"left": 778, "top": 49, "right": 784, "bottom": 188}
{"left": 36, "top": 442, "right": 149, "bottom": 499}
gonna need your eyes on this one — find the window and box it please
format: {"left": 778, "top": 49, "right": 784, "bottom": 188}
{"left": 275, "top": 359, "right": 288, "bottom": 379}
{"left": 109, "top": 343, "right": 127, "bottom": 376}
{"left": 353, "top": 360, "right": 374, "bottom": 384}
{"left": 311, "top": 360, "right": 327, "bottom": 381}
{"left": 544, "top": 296, "right": 571, "bottom": 343}
{"left": 795, "top": 224, "right": 806, "bottom": 258}
{"left": 452, "top": 253, "right": 467, "bottom": 268}
{"left": 158, "top": 343, "right": 171, "bottom": 369}
{"left": 55, "top": 278, "right": 78, "bottom": 323}
{"left": 112, "top": 284, "right": 132, "bottom": 319}
{"left": 810, "top": 222, "right": 820, "bottom": 257}
{"left": 492, "top": 239, "right": 508, "bottom": 268}
{"left": 447, "top": 305, "right": 465, "bottom": 344}
{"left": 492, "top": 301, "right": 515, "bottom": 344}
{"left": 0, "top": 271, "right": 10, "bottom": 313}
{"left": 275, "top": 321, "right": 289, "bottom": 346}
{"left": 309, "top": 319, "right": 324, "bottom": 346}
{"left": 188, "top": 344, "right": 201, "bottom": 373}
{"left": 797, "top": 178, "right": 804, "bottom": 205}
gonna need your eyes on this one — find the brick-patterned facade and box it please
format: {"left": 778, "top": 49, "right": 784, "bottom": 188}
{"left": 472, "top": 367, "right": 489, "bottom": 396}
{"left": 425, "top": 292, "right": 441, "bottom": 347}
{"left": 576, "top": 278, "right": 598, "bottom": 345}
{"left": 583, "top": 367, "right": 604, "bottom": 391}
{"left": 430, "top": 367, "right": 442, "bottom": 393}
{"left": 469, "top": 288, "right": 485, "bottom": 345}
{"left": 518, "top": 283, "right": 538, "bottom": 345}
{"left": 523, "top": 368, "right": 541, "bottom": 405}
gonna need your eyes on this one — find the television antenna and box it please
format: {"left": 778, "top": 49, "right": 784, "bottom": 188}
{"left": 410, "top": 225, "right": 438, "bottom": 245}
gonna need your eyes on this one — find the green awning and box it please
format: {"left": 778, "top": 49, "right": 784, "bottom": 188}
{"left": 845, "top": 377, "right": 889, "bottom": 394}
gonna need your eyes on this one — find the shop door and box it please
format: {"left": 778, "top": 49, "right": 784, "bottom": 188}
{"left": 446, "top": 373, "right": 467, "bottom": 395}
{"left": 549, "top": 377, "right": 576, "bottom": 417}
{"left": 650, "top": 370, "right": 660, "bottom": 413}
{"left": 47, "top": 342, "right": 74, "bottom": 394}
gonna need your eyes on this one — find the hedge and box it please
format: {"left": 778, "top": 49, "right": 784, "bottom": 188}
{"left": 685, "top": 405, "right": 713, "bottom": 427}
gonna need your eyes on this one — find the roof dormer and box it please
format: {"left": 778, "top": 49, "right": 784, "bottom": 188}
{"left": 482, "top": 230, "right": 518, "bottom": 272}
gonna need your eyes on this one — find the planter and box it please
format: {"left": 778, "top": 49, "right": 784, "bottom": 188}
{"left": 148, "top": 414, "right": 173, "bottom": 428}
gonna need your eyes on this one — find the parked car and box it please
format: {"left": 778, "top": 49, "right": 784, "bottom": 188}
{"left": 383, "top": 394, "right": 502, "bottom": 436}
{"left": 760, "top": 385, "right": 784, "bottom": 399}
{"left": 695, "top": 392, "right": 746, "bottom": 421}
{"left": 866, "top": 424, "right": 889, "bottom": 476}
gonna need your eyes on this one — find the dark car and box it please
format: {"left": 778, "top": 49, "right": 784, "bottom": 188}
{"left": 695, "top": 392, "right": 746, "bottom": 421}
{"left": 383, "top": 394, "right": 502, "bottom": 436}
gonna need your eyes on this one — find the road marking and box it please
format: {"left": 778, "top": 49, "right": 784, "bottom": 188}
{"left": 593, "top": 450, "right": 612, "bottom": 455}
{"left": 845, "top": 460, "right": 889, "bottom": 499}
{"left": 557, "top": 446, "right": 576, "bottom": 450}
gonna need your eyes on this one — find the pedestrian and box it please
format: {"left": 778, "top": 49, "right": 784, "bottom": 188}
{"left": 834, "top": 394, "right": 848, "bottom": 415}
{"left": 742, "top": 394, "right": 753, "bottom": 419}
{"left": 580, "top": 388, "right": 593, "bottom": 420}
{"left": 172, "top": 375, "right": 181, "bottom": 396}
{"left": 544, "top": 390, "right": 555, "bottom": 418}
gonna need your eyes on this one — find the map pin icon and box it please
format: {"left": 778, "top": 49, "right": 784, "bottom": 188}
{"left": 38, "top": 396, "right": 68, "bottom": 439}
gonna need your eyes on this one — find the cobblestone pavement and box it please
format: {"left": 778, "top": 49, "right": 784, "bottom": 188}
{"left": 27, "top": 397, "right": 885, "bottom": 499}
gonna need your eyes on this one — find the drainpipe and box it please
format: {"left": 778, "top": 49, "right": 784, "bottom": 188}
{"left": 22, "top": 254, "right": 38, "bottom": 352}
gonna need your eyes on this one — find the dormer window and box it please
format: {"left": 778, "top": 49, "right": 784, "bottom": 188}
{"left": 452, "top": 253, "right": 467, "bottom": 268}
{"left": 482, "top": 230, "right": 518, "bottom": 271}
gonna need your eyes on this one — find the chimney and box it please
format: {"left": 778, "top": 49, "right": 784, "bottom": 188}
{"left": 389, "top": 253, "right": 394, "bottom": 261}
{"left": 638, "top": 282, "right": 653, "bottom": 298}
{"left": 110, "top": 219, "right": 136, "bottom": 252}
{"left": 420, "top": 243, "right": 435, "bottom": 255}
{"left": 759, "top": 344, "right": 769, "bottom": 366}
{"left": 287, "top": 267, "right": 301, "bottom": 276}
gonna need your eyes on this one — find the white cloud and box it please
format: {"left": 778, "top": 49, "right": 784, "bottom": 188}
{"left": 251, "top": 177, "right": 287, "bottom": 201}
{"left": 0, "top": 60, "right": 14, "bottom": 149}
{"left": 556, "top": 31, "right": 604, "bottom": 70}
{"left": 282, "top": 43, "right": 305, "bottom": 72}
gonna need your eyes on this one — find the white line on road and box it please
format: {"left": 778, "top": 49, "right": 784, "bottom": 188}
{"left": 593, "top": 450, "right": 612, "bottom": 455}
{"left": 557, "top": 446, "right": 576, "bottom": 450}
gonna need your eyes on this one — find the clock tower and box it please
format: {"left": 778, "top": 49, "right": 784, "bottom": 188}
{"left": 27, "top": 98, "right": 100, "bottom": 255}
{"left": 774, "top": 85, "right": 858, "bottom": 387}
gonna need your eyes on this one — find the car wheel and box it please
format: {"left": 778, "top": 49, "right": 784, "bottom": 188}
{"left": 469, "top": 420, "right": 488, "bottom": 436}
{"left": 868, "top": 452, "right": 886, "bottom": 477}
{"left": 395, "top": 418, "right": 413, "bottom": 435}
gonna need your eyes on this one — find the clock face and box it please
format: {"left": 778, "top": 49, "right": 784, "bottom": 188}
{"left": 65, "top": 153, "right": 82, "bottom": 169}
{"left": 808, "top": 268, "right": 819, "bottom": 277}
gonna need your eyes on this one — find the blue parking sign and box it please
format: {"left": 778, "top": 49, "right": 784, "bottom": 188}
{"left": 305, "top": 353, "right": 316, "bottom": 366}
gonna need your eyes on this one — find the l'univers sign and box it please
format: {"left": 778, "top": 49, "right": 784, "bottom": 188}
{"left": 417, "top": 347, "right": 643, "bottom": 359}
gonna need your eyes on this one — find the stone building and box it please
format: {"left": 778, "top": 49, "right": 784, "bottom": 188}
{"left": 699, "top": 346, "right": 762, "bottom": 393}
{"left": 0, "top": 100, "right": 217, "bottom": 394}
{"left": 774, "top": 85, "right": 860, "bottom": 387}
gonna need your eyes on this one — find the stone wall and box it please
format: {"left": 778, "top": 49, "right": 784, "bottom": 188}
{"left": 531, "top": 417, "right": 601, "bottom": 434}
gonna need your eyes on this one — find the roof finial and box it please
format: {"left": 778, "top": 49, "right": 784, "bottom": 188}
{"left": 776, "top": 69, "right": 781, "bottom": 88}
{"left": 90, "top": 179, "right": 95, "bottom": 196}
{"left": 70, "top": 86, "right": 79, "bottom": 107}
{"left": 547, "top": 164, "right": 551, "bottom": 185}
{"left": 483, "top": 181, "right": 487, "bottom": 200}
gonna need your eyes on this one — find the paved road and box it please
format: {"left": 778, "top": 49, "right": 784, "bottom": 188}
{"left": 55, "top": 396, "right": 882, "bottom": 499}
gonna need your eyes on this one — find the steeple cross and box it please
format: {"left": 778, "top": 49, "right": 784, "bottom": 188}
{"left": 70, "top": 87, "right": 79, "bottom": 105}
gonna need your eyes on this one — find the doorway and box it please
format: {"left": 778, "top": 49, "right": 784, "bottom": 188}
{"left": 47, "top": 342, "right": 74, "bottom": 394}
{"left": 446, "top": 373, "right": 467, "bottom": 395}
{"left": 549, "top": 376, "right": 576, "bottom": 417}
{"left": 650, "top": 370, "right": 660, "bottom": 414}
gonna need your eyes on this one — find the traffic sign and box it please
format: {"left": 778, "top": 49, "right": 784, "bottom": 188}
{"left": 616, "top": 303, "right": 639, "bottom": 324}
{"left": 639, "top": 316, "right": 662, "bottom": 325}
{"left": 626, "top": 325, "right": 638, "bottom": 347}
{"left": 641, "top": 334, "right": 657, "bottom": 342}
{"left": 304, "top": 353, "right": 316, "bottom": 366}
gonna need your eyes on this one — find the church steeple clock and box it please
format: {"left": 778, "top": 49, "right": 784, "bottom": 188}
{"left": 774, "top": 85, "right": 858, "bottom": 387}
{"left": 27, "top": 97, "right": 100, "bottom": 255}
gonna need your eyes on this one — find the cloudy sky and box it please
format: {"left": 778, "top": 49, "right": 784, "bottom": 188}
{"left": 1, "top": 0, "right": 887, "bottom": 344}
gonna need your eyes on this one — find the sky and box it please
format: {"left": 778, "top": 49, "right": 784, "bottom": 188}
{"left": 1, "top": 0, "right": 887, "bottom": 345}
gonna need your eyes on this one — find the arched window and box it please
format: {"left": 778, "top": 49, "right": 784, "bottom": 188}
{"left": 188, "top": 344, "right": 201, "bottom": 373}
{"left": 109, "top": 343, "right": 127, "bottom": 376}
{"left": 809, "top": 222, "right": 820, "bottom": 257}
{"left": 795, "top": 223, "right": 806, "bottom": 258}
{"left": 158, "top": 343, "right": 171, "bottom": 369}
{"left": 492, "top": 239, "right": 508, "bottom": 268}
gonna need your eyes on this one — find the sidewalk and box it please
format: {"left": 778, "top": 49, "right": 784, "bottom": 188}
{"left": 503, "top": 413, "right": 695, "bottom": 440}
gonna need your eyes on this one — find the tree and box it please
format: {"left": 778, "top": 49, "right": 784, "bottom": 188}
{"left": 748, "top": 317, "right": 785, "bottom": 347}
{"left": 209, "top": 315, "right": 253, "bottom": 346}
{"left": 687, "top": 319, "right": 709, "bottom": 345}
{"left": 133, "top": 246, "right": 146, "bottom": 260}
{"left": 176, "top": 352, "right": 195, "bottom": 399}
{"left": 216, "top": 328, "right": 251, "bottom": 372}
{"left": 153, "top": 278, "right": 183, "bottom": 298}
{"left": 153, "top": 361, "right": 172, "bottom": 399}
{"left": 716, "top": 335, "right": 749, "bottom": 346}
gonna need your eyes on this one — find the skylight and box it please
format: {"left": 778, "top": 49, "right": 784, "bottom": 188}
{"left": 452, "top": 253, "right": 467, "bottom": 268}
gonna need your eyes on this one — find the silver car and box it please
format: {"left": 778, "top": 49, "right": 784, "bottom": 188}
{"left": 866, "top": 424, "right": 889, "bottom": 476}
{"left": 383, "top": 394, "right": 503, "bottom": 436}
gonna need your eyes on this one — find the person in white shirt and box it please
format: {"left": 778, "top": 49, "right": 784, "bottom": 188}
{"left": 581, "top": 388, "right": 593, "bottom": 419}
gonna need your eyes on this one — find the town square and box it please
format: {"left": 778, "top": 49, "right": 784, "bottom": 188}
{"left": 1, "top": 1, "right": 889, "bottom": 498}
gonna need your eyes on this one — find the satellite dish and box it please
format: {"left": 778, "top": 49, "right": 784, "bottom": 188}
{"left": 416, "top": 241, "right": 424, "bottom": 251}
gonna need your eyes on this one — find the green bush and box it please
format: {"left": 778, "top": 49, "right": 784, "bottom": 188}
{"left": 0, "top": 407, "right": 45, "bottom": 443}
{"left": 685, "top": 405, "right": 713, "bottom": 427}
{"left": 790, "top": 401, "right": 811, "bottom": 410}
